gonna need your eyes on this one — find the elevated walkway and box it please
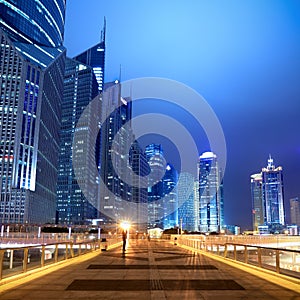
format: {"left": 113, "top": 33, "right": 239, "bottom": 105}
{"left": 0, "top": 239, "right": 299, "bottom": 299}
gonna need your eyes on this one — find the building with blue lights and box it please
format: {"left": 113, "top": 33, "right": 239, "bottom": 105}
{"left": 145, "top": 144, "right": 165, "bottom": 229}
{"left": 250, "top": 173, "right": 264, "bottom": 231}
{"left": 251, "top": 156, "right": 285, "bottom": 233}
{"left": 198, "top": 151, "right": 224, "bottom": 233}
{"left": 0, "top": 0, "right": 65, "bottom": 47}
{"left": 56, "top": 23, "right": 105, "bottom": 225}
{"left": 0, "top": 0, "right": 66, "bottom": 223}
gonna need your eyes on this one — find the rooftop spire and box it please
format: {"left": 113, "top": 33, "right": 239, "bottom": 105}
{"left": 101, "top": 16, "right": 106, "bottom": 43}
{"left": 267, "top": 154, "right": 274, "bottom": 170}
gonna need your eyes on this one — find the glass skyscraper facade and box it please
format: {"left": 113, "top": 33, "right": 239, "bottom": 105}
{"left": 251, "top": 156, "right": 285, "bottom": 233}
{"left": 99, "top": 81, "right": 133, "bottom": 223}
{"left": 56, "top": 25, "right": 105, "bottom": 225}
{"left": 145, "top": 144, "right": 165, "bottom": 229}
{"left": 56, "top": 58, "right": 100, "bottom": 224}
{"left": 178, "top": 172, "right": 196, "bottom": 232}
{"left": 129, "top": 140, "right": 148, "bottom": 232}
{"left": 198, "top": 151, "right": 224, "bottom": 233}
{"left": 0, "top": 0, "right": 66, "bottom": 223}
{"left": 162, "top": 164, "right": 178, "bottom": 229}
{"left": 262, "top": 156, "right": 285, "bottom": 226}
{"left": 0, "top": 0, "right": 65, "bottom": 47}
{"left": 250, "top": 173, "right": 264, "bottom": 231}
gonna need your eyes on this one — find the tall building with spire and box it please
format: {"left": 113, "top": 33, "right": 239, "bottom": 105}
{"left": 56, "top": 23, "right": 105, "bottom": 224}
{"left": 262, "top": 156, "right": 285, "bottom": 226}
{"left": 0, "top": 0, "right": 66, "bottom": 223}
{"left": 251, "top": 156, "right": 285, "bottom": 233}
{"left": 198, "top": 151, "right": 224, "bottom": 233}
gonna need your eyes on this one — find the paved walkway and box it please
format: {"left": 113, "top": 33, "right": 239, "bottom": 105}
{"left": 0, "top": 239, "right": 299, "bottom": 299}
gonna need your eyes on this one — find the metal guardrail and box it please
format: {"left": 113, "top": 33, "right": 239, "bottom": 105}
{"left": 174, "top": 236, "right": 300, "bottom": 279}
{"left": 0, "top": 238, "right": 121, "bottom": 281}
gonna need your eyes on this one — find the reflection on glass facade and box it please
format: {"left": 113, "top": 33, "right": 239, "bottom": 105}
{"left": 178, "top": 172, "right": 196, "bottom": 232}
{"left": 0, "top": 0, "right": 66, "bottom": 47}
{"left": 198, "top": 151, "right": 224, "bottom": 233}
{"left": 56, "top": 58, "right": 99, "bottom": 225}
{"left": 0, "top": 0, "right": 66, "bottom": 224}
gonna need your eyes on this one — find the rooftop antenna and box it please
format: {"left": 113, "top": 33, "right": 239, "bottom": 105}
{"left": 101, "top": 17, "right": 106, "bottom": 43}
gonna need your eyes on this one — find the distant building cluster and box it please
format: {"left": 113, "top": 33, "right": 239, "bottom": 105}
{"left": 0, "top": 1, "right": 298, "bottom": 235}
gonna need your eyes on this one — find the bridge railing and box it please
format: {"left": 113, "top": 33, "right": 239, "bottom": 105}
{"left": 173, "top": 235, "right": 300, "bottom": 279}
{"left": 0, "top": 237, "right": 121, "bottom": 281}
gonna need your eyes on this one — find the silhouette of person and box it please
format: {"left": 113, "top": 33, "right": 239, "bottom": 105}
{"left": 122, "top": 230, "right": 127, "bottom": 252}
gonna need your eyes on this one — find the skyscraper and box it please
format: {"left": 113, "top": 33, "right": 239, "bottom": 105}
{"left": 56, "top": 23, "right": 106, "bottom": 225}
{"left": 129, "top": 140, "right": 149, "bottom": 232}
{"left": 56, "top": 58, "right": 100, "bottom": 224}
{"left": 99, "top": 81, "right": 133, "bottom": 223}
{"left": 0, "top": 0, "right": 66, "bottom": 223}
{"left": 145, "top": 144, "right": 166, "bottom": 228}
{"left": 177, "top": 172, "right": 196, "bottom": 232}
{"left": 261, "top": 156, "right": 285, "bottom": 226}
{"left": 162, "top": 164, "right": 178, "bottom": 229}
{"left": 251, "top": 156, "right": 285, "bottom": 233}
{"left": 198, "top": 151, "right": 224, "bottom": 233}
{"left": 0, "top": 0, "right": 65, "bottom": 47}
{"left": 290, "top": 197, "right": 300, "bottom": 226}
{"left": 250, "top": 173, "right": 264, "bottom": 231}
{"left": 73, "top": 20, "right": 105, "bottom": 92}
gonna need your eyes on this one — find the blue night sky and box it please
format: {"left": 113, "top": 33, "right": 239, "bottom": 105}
{"left": 64, "top": 0, "right": 300, "bottom": 230}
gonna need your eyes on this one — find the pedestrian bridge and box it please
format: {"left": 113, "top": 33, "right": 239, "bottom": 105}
{"left": 0, "top": 238, "right": 299, "bottom": 299}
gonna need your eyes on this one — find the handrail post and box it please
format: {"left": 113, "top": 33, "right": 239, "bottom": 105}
{"left": 0, "top": 249, "right": 5, "bottom": 280}
{"left": 275, "top": 250, "right": 280, "bottom": 273}
{"left": 78, "top": 243, "right": 81, "bottom": 256}
{"left": 258, "top": 248, "right": 262, "bottom": 268}
{"left": 41, "top": 245, "right": 45, "bottom": 267}
{"left": 65, "top": 243, "right": 68, "bottom": 259}
{"left": 244, "top": 245, "right": 248, "bottom": 264}
{"left": 23, "top": 248, "right": 29, "bottom": 273}
{"left": 234, "top": 244, "right": 237, "bottom": 260}
{"left": 224, "top": 244, "right": 227, "bottom": 258}
{"left": 54, "top": 244, "right": 58, "bottom": 263}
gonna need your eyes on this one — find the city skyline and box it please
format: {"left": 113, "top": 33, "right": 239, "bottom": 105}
{"left": 64, "top": 1, "right": 300, "bottom": 230}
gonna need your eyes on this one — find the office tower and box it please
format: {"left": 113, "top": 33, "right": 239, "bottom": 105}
{"left": 129, "top": 140, "right": 149, "bottom": 232}
{"left": 73, "top": 19, "right": 105, "bottom": 92}
{"left": 145, "top": 144, "right": 165, "bottom": 229}
{"left": 56, "top": 22, "right": 106, "bottom": 225}
{"left": 290, "top": 197, "right": 300, "bottom": 226}
{"left": 177, "top": 172, "right": 196, "bottom": 232}
{"left": 162, "top": 164, "right": 178, "bottom": 229}
{"left": 99, "top": 81, "right": 133, "bottom": 223}
{"left": 250, "top": 173, "right": 264, "bottom": 231}
{"left": 198, "top": 151, "right": 224, "bottom": 233}
{"left": 0, "top": 0, "right": 66, "bottom": 224}
{"left": 261, "top": 156, "right": 285, "bottom": 226}
{"left": 0, "top": 0, "right": 65, "bottom": 47}
{"left": 56, "top": 58, "right": 100, "bottom": 224}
